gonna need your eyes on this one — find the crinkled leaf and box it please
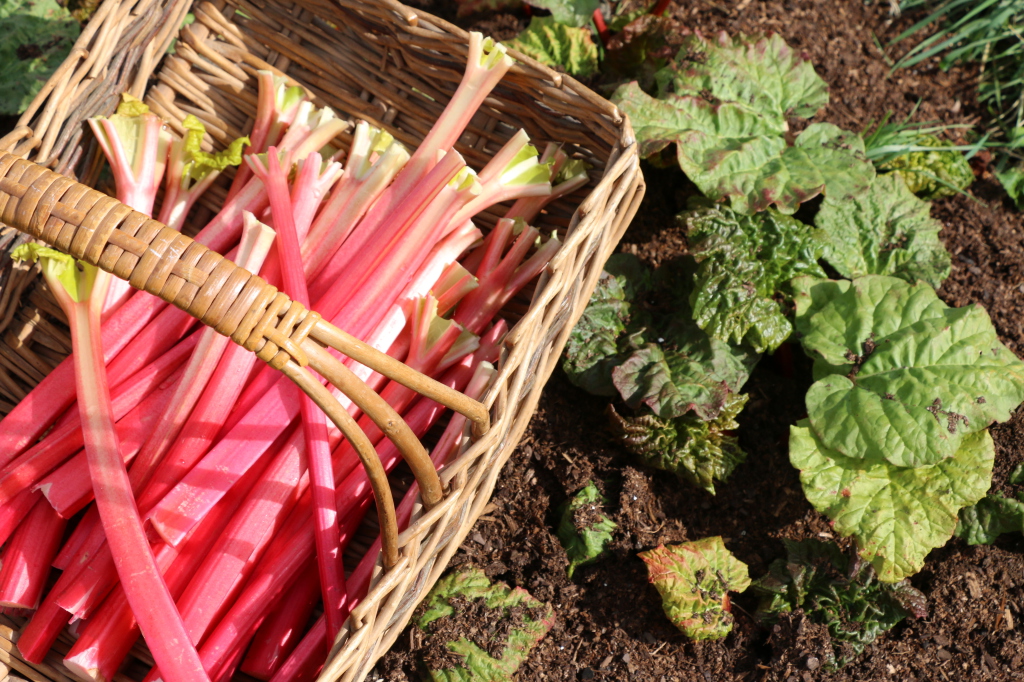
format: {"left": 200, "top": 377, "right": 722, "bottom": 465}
{"left": 564, "top": 255, "right": 756, "bottom": 418}
{"left": 955, "top": 493, "right": 1024, "bottom": 545}
{"left": 601, "top": 14, "right": 675, "bottom": 92}
{"left": 555, "top": 482, "right": 617, "bottom": 577}
{"left": 612, "top": 333, "right": 755, "bottom": 420}
{"left": 878, "top": 135, "right": 974, "bottom": 200}
{"left": 640, "top": 537, "right": 750, "bottom": 640}
{"left": 525, "top": 0, "right": 600, "bottom": 27}
{"left": 995, "top": 163, "right": 1024, "bottom": 210}
{"left": 609, "top": 393, "right": 748, "bottom": 494}
{"left": 418, "top": 567, "right": 555, "bottom": 682}
{"left": 794, "top": 276, "right": 1024, "bottom": 468}
{"left": 181, "top": 114, "right": 250, "bottom": 183}
{"left": 681, "top": 202, "right": 825, "bottom": 352}
{"left": 753, "top": 538, "right": 927, "bottom": 668}
{"left": 11, "top": 243, "right": 95, "bottom": 303}
{"left": 655, "top": 32, "right": 829, "bottom": 119}
{"left": 816, "top": 174, "right": 950, "bottom": 288}
{"left": 614, "top": 32, "right": 874, "bottom": 214}
{"left": 789, "top": 422, "right": 993, "bottom": 582}
{"left": 562, "top": 254, "right": 647, "bottom": 395}
{"left": 454, "top": 0, "right": 522, "bottom": 17}
{"left": 508, "top": 16, "right": 598, "bottom": 78}
{"left": 0, "top": 0, "right": 80, "bottom": 115}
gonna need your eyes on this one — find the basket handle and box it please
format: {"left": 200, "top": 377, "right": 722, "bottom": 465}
{"left": 0, "top": 150, "right": 492, "bottom": 571}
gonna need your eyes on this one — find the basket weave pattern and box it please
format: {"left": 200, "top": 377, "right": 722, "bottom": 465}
{"left": 0, "top": 0, "right": 645, "bottom": 679}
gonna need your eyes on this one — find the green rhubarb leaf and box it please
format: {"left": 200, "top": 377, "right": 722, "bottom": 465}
{"left": 555, "top": 482, "right": 617, "bottom": 577}
{"left": 508, "top": 16, "right": 598, "bottom": 78}
{"left": 789, "top": 421, "right": 993, "bottom": 582}
{"left": 681, "top": 201, "right": 825, "bottom": 352}
{"left": 639, "top": 537, "right": 751, "bottom": 640}
{"left": 614, "top": 32, "right": 874, "bottom": 214}
{"left": 794, "top": 275, "right": 1024, "bottom": 468}
{"left": 563, "top": 255, "right": 756, "bottom": 418}
{"left": 753, "top": 538, "right": 927, "bottom": 668}
{"left": 0, "top": 0, "right": 80, "bottom": 115}
{"left": 11, "top": 243, "right": 95, "bottom": 303}
{"left": 417, "top": 567, "right": 554, "bottom": 682}
{"left": 525, "top": 0, "right": 600, "bottom": 27}
{"left": 609, "top": 392, "right": 747, "bottom": 494}
{"left": 181, "top": 115, "right": 250, "bottom": 184}
{"left": 562, "top": 253, "right": 648, "bottom": 396}
{"left": 654, "top": 32, "right": 829, "bottom": 119}
{"left": 816, "top": 174, "right": 950, "bottom": 289}
{"left": 877, "top": 135, "right": 974, "bottom": 200}
{"left": 955, "top": 493, "right": 1024, "bottom": 545}
{"left": 612, "top": 331, "right": 755, "bottom": 421}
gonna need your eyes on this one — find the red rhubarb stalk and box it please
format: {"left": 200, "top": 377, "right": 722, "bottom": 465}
{"left": 12, "top": 244, "right": 210, "bottom": 682}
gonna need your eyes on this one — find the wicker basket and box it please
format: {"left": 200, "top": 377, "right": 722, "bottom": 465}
{"left": 0, "top": 0, "right": 645, "bottom": 680}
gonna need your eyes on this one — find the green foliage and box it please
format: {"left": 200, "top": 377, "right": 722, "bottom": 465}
{"left": 815, "top": 174, "right": 951, "bottom": 289}
{"left": 791, "top": 275, "right": 1024, "bottom": 469}
{"left": 681, "top": 201, "right": 826, "bottom": 352}
{"left": 753, "top": 539, "right": 927, "bottom": 668}
{"left": 894, "top": 0, "right": 1024, "bottom": 137}
{"left": 562, "top": 254, "right": 646, "bottom": 396}
{"left": 790, "top": 422, "right": 993, "bottom": 582}
{"left": 417, "top": 567, "right": 554, "bottom": 682}
{"left": 876, "top": 134, "right": 975, "bottom": 200}
{"left": 956, "top": 493, "right": 1024, "bottom": 545}
{"left": 639, "top": 537, "right": 750, "bottom": 640}
{"left": 12, "top": 244, "right": 95, "bottom": 303}
{"left": 614, "top": 32, "right": 875, "bottom": 214}
{"left": 508, "top": 16, "right": 598, "bottom": 78}
{"left": 0, "top": 0, "right": 80, "bottom": 116}
{"left": 555, "top": 482, "right": 617, "bottom": 577}
{"left": 180, "top": 115, "right": 250, "bottom": 183}
{"left": 525, "top": 0, "right": 600, "bottom": 27}
{"left": 995, "top": 163, "right": 1024, "bottom": 210}
{"left": 609, "top": 393, "right": 747, "bottom": 494}
{"left": 563, "top": 254, "right": 757, "bottom": 421}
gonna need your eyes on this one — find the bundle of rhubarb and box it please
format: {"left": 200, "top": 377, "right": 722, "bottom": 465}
{"left": 0, "top": 33, "right": 587, "bottom": 682}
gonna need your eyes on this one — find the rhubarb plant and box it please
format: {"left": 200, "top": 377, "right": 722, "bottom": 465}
{"left": 555, "top": 482, "right": 616, "bottom": 578}
{"left": 614, "top": 32, "right": 875, "bottom": 214}
{"left": 955, "top": 493, "right": 1024, "bottom": 545}
{"left": 790, "top": 424, "right": 993, "bottom": 582}
{"left": 508, "top": 16, "right": 599, "bottom": 78}
{"left": 792, "top": 275, "right": 1024, "bottom": 468}
{"left": 417, "top": 567, "right": 555, "bottom": 682}
{"left": 815, "top": 174, "right": 951, "bottom": 289}
{"left": 639, "top": 537, "right": 750, "bottom": 640}
{"left": 563, "top": 254, "right": 757, "bottom": 420}
{"left": 608, "top": 392, "right": 747, "bottom": 494}
{"left": 680, "top": 200, "right": 826, "bottom": 353}
{"left": 876, "top": 134, "right": 975, "bottom": 200}
{"left": 788, "top": 274, "right": 1024, "bottom": 580}
{"left": 753, "top": 539, "right": 927, "bottom": 668}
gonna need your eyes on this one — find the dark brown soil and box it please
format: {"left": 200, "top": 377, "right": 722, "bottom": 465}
{"left": 375, "top": 1, "right": 1024, "bottom": 681}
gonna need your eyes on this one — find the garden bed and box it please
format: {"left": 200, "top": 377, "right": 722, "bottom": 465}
{"left": 374, "top": 1, "right": 1024, "bottom": 680}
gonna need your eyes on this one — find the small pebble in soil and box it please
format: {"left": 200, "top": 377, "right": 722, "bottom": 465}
{"left": 805, "top": 656, "right": 820, "bottom": 671}
{"left": 579, "top": 668, "right": 595, "bottom": 680}
{"left": 937, "top": 649, "right": 953, "bottom": 662}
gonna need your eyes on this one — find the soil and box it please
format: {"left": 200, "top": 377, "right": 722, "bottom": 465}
{"left": 374, "top": 1, "right": 1024, "bottom": 681}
